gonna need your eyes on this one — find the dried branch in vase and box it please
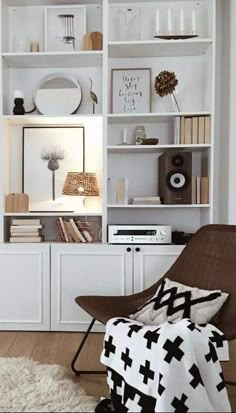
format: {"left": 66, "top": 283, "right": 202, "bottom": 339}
{"left": 154, "top": 70, "right": 180, "bottom": 112}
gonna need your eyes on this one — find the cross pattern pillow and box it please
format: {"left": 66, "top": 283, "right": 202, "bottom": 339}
{"left": 130, "top": 278, "right": 229, "bottom": 326}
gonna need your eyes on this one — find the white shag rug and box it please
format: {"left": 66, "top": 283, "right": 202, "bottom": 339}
{"left": 0, "top": 357, "right": 97, "bottom": 412}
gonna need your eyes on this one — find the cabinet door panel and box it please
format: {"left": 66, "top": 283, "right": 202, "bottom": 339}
{"left": 134, "top": 245, "right": 185, "bottom": 293}
{"left": 0, "top": 244, "right": 50, "bottom": 331}
{"left": 51, "top": 244, "right": 132, "bottom": 332}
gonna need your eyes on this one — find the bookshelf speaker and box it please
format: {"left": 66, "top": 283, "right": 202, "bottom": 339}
{"left": 159, "top": 152, "right": 192, "bottom": 204}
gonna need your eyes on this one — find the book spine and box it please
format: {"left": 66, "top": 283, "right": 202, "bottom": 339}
{"left": 200, "top": 177, "right": 209, "bottom": 204}
{"left": 198, "top": 116, "right": 205, "bottom": 144}
{"left": 64, "top": 221, "right": 74, "bottom": 243}
{"left": 59, "top": 217, "right": 69, "bottom": 243}
{"left": 56, "top": 219, "right": 65, "bottom": 242}
{"left": 192, "top": 117, "right": 198, "bottom": 144}
{"left": 180, "top": 116, "right": 185, "bottom": 144}
{"left": 204, "top": 116, "right": 211, "bottom": 144}
{"left": 184, "top": 117, "right": 192, "bottom": 145}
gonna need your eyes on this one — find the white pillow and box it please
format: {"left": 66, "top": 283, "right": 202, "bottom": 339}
{"left": 130, "top": 278, "right": 229, "bottom": 326}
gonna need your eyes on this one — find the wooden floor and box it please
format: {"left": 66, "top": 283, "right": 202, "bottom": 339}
{"left": 0, "top": 331, "right": 235, "bottom": 410}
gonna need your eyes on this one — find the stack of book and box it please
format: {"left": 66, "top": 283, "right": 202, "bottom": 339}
{"left": 56, "top": 217, "right": 94, "bottom": 243}
{"left": 192, "top": 177, "right": 209, "bottom": 204}
{"left": 174, "top": 115, "right": 211, "bottom": 145}
{"left": 132, "top": 196, "right": 161, "bottom": 205}
{"left": 10, "top": 219, "right": 43, "bottom": 243}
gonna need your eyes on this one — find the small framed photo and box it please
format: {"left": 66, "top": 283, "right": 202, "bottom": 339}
{"left": 111, "top": 68, "right": 151, "bottom": 114}
{"left": 45, "top": 5, "right": 86, "bottom": 52}
{"left": 22, "top": 126, "right": 85, "bottom": 212}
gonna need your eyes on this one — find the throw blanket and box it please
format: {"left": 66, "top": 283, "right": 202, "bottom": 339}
{"left": 100, "top": 318, "right": 231, "bottom": 412}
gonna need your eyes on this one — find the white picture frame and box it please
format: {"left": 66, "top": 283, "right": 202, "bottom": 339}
{"left": 111, "top": 68, "right": 151, "bottom": 114}
{"left": 45, "top": 5, "right": 86, "bottom": 52}
{"left": 22, "top": 126, "right": 85, "bottom": 212}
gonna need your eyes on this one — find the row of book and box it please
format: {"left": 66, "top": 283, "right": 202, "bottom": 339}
{"left": 10, "top": 219, "right": 43, "bottom": 243}
{"left": 56, "top": 218, "right": 94, "bottom": 243}
{"left": 192, "top": 176, "right": 209, "bottom": 204}
{"left": 175, "top": 116, "right": 211, "bottom": 145}
{"left": 132, "top": 196, "right": 161, "bottom": 205}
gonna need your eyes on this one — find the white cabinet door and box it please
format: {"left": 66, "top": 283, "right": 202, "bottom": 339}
{"left": 51, "top": 244, "right": 133, "bottom": 332}
{"left": 0, "top": 244, "right": 50, "bottom": 331}
{"left": 133, "top": 245, "right": 185, "bottom": 293}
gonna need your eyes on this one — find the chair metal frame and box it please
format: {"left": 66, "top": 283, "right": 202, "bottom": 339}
{"left": 71, "top": 318, "right": 106, "bottom": 376}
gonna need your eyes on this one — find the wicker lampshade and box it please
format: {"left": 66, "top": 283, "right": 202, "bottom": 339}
{"left": 62, "top": 172, "right": 99, "bottom": 196}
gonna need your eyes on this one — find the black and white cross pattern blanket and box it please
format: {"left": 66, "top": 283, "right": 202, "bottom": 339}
{"left": 100, "top": 318, "right": 231, "bottom": 412}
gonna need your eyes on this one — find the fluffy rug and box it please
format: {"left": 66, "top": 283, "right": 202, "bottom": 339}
{"left": 0, "top": 357, "right": 97, "bottom": 412}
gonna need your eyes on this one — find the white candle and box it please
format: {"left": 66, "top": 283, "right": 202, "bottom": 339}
{"left": 122, "top": 127, "right": 127, "bottom": 144}
{"left": 14, "top": 90, "right": 24, "bottom": 100}
{"left": 192, "top": 9, "right": 197, "bottom": 34}
{"left": 180, "top": 8, "right": 184, "bottom": 34}
{"left": 168, "top": 8, "right": 172, "bottom": 34}
{"left": 156, "top": 9, "right": 160, "bottom": 34}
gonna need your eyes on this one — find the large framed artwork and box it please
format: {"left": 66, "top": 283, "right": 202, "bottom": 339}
{"left": 111, "top": 68, "right": 151, "bottom": 114}
{"left": 45, "top": 5, "right": 86, "bottom": 52}
{"left": 22, "top": 126, "right": 85, "bottom": 212}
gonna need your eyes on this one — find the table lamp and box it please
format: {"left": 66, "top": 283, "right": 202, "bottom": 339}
{"left": 62, "top": 172, "right": 99, "bottom": 207}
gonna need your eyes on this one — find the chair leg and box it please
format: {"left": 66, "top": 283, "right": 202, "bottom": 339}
{"left": 71, "top": 318, "right": 106, "bottom": 376}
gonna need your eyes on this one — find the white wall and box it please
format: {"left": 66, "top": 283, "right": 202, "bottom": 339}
{"left": 220, "top": 0, "right": 236, "bottom": 224}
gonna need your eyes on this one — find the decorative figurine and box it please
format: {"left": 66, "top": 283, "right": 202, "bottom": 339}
{"left": 13, "top": 90, "right": 25, "bottom": 115}
{"left": 89, "top": 77, "right": 98, "bottom": 114}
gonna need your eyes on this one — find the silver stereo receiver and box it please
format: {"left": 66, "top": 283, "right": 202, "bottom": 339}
{"left": 108, "top": 225, "right": 172, "bottom": 245}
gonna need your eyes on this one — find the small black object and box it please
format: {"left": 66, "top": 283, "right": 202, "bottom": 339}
{"left": 136, "top": 247, "right": 140, "bottom": 252}
{"left": 172, "top": 231, "right": 193, "bottom": 245}
{"left": 127, "top": 247, "right": 131, "bottom": 252}
{"left": 13, "top": 98, "right": 25, "bottom": 115}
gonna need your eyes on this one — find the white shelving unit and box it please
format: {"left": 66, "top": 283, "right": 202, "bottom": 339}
{"left": 0, "top": 0, "right": 217, "bottom": 241}
{"left": 0, "top": 0, "right": 219, "bottom": 331}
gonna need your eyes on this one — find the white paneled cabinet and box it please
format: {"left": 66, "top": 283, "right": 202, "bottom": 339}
{"left": 0, "top": 243, "right": 184, "bottom": 332}
{"left": 0, "top": 244, "right": 50, "bottom": 331}
{"left": 50, "top": 244, "right": 133, "bottom": 332}
{"left": 133, "top": 245, "right": 184, "bottom": 293}
{"left": 50, "top": 244, "right": 184, "bottom": 332}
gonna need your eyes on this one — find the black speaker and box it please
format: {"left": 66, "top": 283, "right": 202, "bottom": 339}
{"left": 159, "top": 152, "right": 192, "bottom": 204}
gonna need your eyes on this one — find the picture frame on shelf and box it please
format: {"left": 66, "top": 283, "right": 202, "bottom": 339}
{"left": 111, "top": 68, "right": 151, "bottom": 114}
{"left": 45, "top": 5, "right": 86, "bottom": 52}
{"left": 22, "top": 126, "right": 85, "bottom": 212}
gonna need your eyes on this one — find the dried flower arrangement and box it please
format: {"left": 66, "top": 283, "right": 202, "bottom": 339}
{"left": 154, "top": 70, "right": 180, "bottom": 112}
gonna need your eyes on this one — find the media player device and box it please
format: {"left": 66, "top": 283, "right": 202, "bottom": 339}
{"left": 108, "top": 225, "right": 172, "bottom": 244}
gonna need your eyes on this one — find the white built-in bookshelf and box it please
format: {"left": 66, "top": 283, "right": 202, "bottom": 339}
{"left": 0, "top": 0, "right": 217, "bottom": 243}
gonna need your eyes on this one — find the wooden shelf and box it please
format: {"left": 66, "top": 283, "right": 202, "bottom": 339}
{"left": 108, "top": 112, "right": 212, "bottom": 124}
{"left": 108, "top": 39, "right": 212, "bottom": 58}
{"left": 2, "top": 51, "right": 103, "bottom": 68}
{"left": 108, "top": 204, "right": 210, "bottom": 209}
{"left": 108, "top": 144, "right": 211, "bottom": 153}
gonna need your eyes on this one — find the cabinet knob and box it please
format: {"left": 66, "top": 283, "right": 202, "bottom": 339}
{"left": 136, "top": 247, "right": 141, "bottom": 252}
{"left": 127, "top": 247, "right": 132, "bottom": 252}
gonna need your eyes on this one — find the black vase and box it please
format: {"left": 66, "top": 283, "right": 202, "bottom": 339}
{"left": 13, "top": 98, "right": 25, "bottom": 115}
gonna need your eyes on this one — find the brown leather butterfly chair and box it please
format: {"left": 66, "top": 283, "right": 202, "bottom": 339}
{"left": 71, "top": 225, "right": 236, "bottom": 387}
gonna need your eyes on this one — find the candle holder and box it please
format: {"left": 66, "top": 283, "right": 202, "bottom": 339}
{"left": 154, "top": 34, "right": 198, "bottom": 40}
